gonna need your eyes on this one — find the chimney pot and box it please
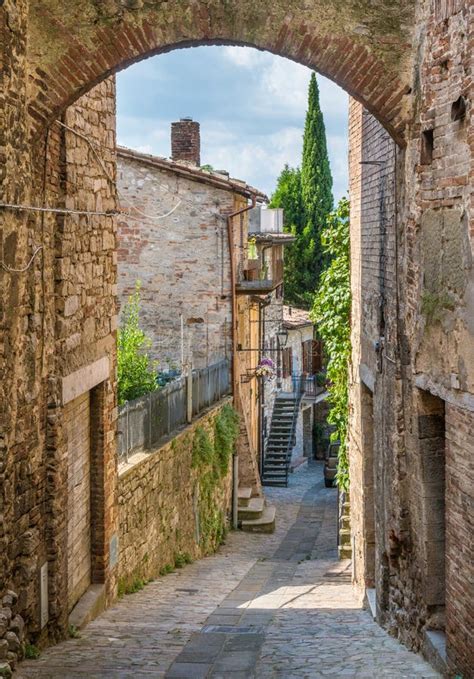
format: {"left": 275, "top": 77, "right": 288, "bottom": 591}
{"left": 171, "top": 118, "right": 201, "bottom": 166}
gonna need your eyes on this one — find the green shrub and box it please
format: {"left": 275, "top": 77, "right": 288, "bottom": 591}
{"left": 24, "top": 644, "right": 41, "bottom": 659}
{"left": 174, "top": 552, "right": 192, "bottom": 568}
{"left": 117, "top": 281, "right": 158, "bottom": 405}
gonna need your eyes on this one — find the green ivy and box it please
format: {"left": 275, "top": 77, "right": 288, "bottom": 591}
{"left": 192, "top": 405, "right": 239, "bottom": 551}
{"left": 117, "top": 281, "right": 158, "bottom": 405}
{"left": 214, "top": 404, "right": 240, "bottom": 477}
{"left": 311, "top": 198, "right": 351, "bottom": 490}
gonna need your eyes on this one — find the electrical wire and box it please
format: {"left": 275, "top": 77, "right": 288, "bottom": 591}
{"left": 56, "top": 119, "right": 189, "bottom": 221}
{"left": 1, "top": 245, "right": 43, "bottom": 273}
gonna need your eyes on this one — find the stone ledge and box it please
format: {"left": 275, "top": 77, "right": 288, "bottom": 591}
{"left": 68, "top": 584, "right": 106, "bottom": 631}
{"left": 62, "top": 356, "right": 110, "bottom": 404}
{"left": 118, "top": 396, "right": 233, "bottom": 478}
{"left": 365, "top": 587, "right": 376, "bottom": 620}
{"left": 423, "top": 629, "right": 447, "bottom": 677}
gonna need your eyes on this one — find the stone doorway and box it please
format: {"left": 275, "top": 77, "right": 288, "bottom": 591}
{"left": 65, "top": 392, "right": 92, "bottom": 612}
{"left": 416, "top": 390, "right": 446, "bottom": 630}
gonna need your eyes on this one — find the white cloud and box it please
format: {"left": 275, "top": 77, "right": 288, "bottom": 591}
{"left": 222, "top": 46, "right": 268, "bottom": 68}
{"left": 118, "top": 46, "right": 349, "bottom": 201}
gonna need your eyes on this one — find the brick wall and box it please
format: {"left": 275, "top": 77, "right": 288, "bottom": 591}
{"left": 171, "top": 118, "right": 201, "bottom": 166}
{"left": 348, "top": 1, "right": 473, "bottom": 671}
{"left": 1, "top": 1, "right": 473, "bottom": 674}
{"left": 445, "top": 404, "right": 474, "bottom": 675}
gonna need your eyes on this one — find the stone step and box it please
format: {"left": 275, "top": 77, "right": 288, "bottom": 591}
{"left": 338, "top": 545, "right": 352, "bottom": 560}
{"left": 339, "top": 528, "right": 351, "bottom": 546}
{"left": 339, "top": 515, "right": 351, "bottom": 530}
{"left": 238, "top": 497, "right": 265, "bottom": 521}
{"left": 241, "top": 505, "right": 276, "bottom": 533}
{"left": 237, "top": 486, "right": 252, "bottom": 507}
{"left": 262, "top": 477, "right": 288, "bottom": 487}
{"left": 262, "top": 471, "right": 287, "bottom": 482}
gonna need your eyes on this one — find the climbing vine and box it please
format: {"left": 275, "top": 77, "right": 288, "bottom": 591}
{"left": 192, "top": 404, "right": 240, "bottom": 551}
{"left": 311, "top": 198, "right": 351, "bottom": 490}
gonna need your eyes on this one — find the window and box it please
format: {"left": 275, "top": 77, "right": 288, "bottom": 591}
{"left": 282, "top": 347, "right": 293, "bottom": 378}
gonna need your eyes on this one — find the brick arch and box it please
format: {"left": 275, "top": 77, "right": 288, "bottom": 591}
{"left": 27, "top": 1, "right": 415, "bottom": 145}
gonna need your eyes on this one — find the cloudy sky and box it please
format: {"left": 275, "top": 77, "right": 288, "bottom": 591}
{"left": 117, "top": 46, "right": 348, "bottom": 202}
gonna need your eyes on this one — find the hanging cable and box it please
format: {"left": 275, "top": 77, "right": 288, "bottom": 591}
{"left": 0, "top": 202, "right": 118, "bottom": 217}
{"left": 1, "top": 245, "right": 43, "bottom": 273}
{"left": 55, "top": 119, "right": 184, "bottom": 221}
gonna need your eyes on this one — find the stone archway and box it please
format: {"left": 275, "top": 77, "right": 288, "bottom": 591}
{"left": 26, "top": 0, "right": 416, "bottom": 144}
{"left": 4, "top": 3, "right": 474, "bottom": 676}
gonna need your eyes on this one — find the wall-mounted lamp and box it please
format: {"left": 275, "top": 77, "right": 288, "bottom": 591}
{"left": 277, "top": 329, "right": 289, "bottom": 348}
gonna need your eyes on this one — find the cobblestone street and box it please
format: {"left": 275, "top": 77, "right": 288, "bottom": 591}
{"left": 18, "top": 463, "right": 439, "bottom": 678}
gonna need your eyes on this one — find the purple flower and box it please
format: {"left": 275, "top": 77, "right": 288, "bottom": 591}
{"left": 259, "top": 358, "right": 274, "bottom": 368}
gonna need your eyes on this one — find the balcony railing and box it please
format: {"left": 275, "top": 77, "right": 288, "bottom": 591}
{"left": 235, "top": 255, "right": 284, "bottom": 295}
{"left": 283, "top": 373, "right": 327, "bottom": 399}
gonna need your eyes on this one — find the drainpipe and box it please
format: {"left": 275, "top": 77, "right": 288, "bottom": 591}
{"left": 226, "top": 194, "right": 257, "bottom": 530}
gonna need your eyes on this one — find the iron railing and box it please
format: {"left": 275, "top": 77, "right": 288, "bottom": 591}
{"left": 117, "top": 359, "right": 230, "bottom": 464}
{"left": 290, "top": 373, "right": 326, "bottom": 399}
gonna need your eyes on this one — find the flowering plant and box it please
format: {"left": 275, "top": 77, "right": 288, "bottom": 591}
{"left": 255, "top": 357, "right": 275, "bottom": 378}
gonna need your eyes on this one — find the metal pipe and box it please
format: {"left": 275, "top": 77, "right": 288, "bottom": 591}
{"left": 226, "top": 194, "right": 257, "bottom": 397}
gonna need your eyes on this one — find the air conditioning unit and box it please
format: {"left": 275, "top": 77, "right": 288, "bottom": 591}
{"left": 249, "top": 208, "right": 284, "bottom": 233}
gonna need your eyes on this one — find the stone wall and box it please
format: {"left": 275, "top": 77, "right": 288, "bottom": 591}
{"left": 117, "top": 151, "right": 233, "bottom": 370}
{"left": 118, "top": 400, "right": 234, "bottom": 587}
{"left": 1, "top": 67, "right": 119, "bottom": 655}
{"left": 1, "top": 1, "right": 473, "bottom": 675}
{"left": 348, "top": 2, "right": 474, "bottom": 672}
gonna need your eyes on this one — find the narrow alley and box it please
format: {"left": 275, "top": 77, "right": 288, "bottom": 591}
{"left": 18, "top": 464, "right": 439, "bottom": 679}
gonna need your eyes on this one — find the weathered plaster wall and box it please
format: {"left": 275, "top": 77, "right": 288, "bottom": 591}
{"left": 118, "top": 401, "right": 233, "bottom": 588}
{"left": 117, "top": 153, "right": 233, "bottom": 370}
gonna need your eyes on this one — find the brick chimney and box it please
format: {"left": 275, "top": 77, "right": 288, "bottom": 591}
{"left": 171, "top": 117, "right": 201, "bottom": 166}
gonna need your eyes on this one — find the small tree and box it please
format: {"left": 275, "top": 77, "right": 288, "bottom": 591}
{"left": 117, "top": 282, "right": 158, "bottom": 405}
{"left": 311, "top": 197, "right": 351, "bottom": 489}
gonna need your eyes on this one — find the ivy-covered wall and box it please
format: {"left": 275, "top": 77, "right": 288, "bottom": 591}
{"left": 118, "top": 399, "right": 238, "bottom": 590}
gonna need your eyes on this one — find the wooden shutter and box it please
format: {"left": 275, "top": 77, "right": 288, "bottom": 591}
{"left": 312, "top": 340, "right": 322, "bottom": 374}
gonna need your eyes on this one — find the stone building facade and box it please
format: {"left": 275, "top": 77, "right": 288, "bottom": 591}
{"left": 281, "top": 306, "right": 320, "bottom": 465}
{"left": 1, "top": 1, "right": 473, "bottom": 676}
{"left": 116, "top": 123, "right": 265, "bottom": 371}
{"left": 348, "top": 24, "right": 474, "bottom": 669}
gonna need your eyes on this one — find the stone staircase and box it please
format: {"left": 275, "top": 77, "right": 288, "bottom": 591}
{"left": 261, "top": 395, "right": 299, "bottom": 487}
{"left": 338, "top": 491, "right": 352, "bottom": 559}
{"left": 238, "top": 487, "right": 276, "bottom": 533}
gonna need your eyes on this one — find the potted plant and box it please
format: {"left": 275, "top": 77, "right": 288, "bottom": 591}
{"left": 255, "top": 357, "right": 275, "bottom": 379}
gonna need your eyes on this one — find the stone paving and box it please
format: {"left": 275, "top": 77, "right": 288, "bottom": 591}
{"left": 18, "top": 463, "right": 440, "bottom": 678}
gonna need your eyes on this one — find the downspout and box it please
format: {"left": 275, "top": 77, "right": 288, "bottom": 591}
{"left": 226, "top": 193, "right": 257, "bottom": 529}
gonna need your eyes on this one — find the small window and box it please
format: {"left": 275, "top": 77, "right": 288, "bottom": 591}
{"left": 421, "top": 129, "right": 434, "bottom": 165}
{"left": 451, "top": 95, "right": 466, "bottom": 122}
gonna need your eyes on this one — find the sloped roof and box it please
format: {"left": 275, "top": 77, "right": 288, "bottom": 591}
{"left": 283, "top": 305, "right": 314, "bottom": 329}
{"left": 117, "top": 146, "right": 268, "bottom": 202}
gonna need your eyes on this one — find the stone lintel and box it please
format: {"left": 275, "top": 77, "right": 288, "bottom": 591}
{"left": 62, "top": 356, "right": 110, "bottom": 405}
{"left": 414, "top": 373, "right": 474, "bottom": 413}
{"left": 359, "top": 363, "right": 375, "bottom": 393}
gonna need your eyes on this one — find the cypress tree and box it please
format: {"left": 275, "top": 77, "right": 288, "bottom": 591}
{"left": 270, "top": 73, "right": 334, "bottom": 309}
{"left": 300, "top": 72, "right": 334, "bottom": 305}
